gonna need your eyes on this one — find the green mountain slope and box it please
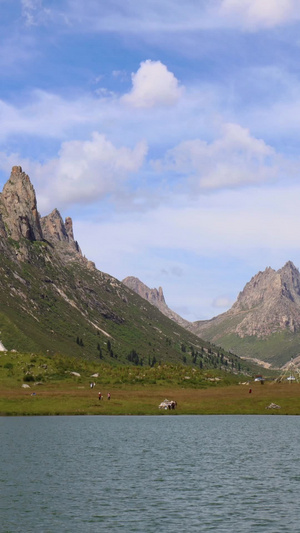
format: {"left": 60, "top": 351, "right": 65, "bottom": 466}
{"left": 189, "top": 262, "right": 300, "bottom": 368}
{"left": 0, "top": 166, "right": 264, "bottom": 375}
{"left": 0, "top": 239, "right": 253, "bottom": 372}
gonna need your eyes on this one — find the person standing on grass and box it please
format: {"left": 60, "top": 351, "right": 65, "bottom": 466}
{"left": 98, "top": 392, "right": 102, "bottom": 400}
{"left": 107, "top": 392, "right": 111, "bottom": 400}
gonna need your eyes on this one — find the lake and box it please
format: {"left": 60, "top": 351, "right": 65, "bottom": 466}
{"left": 0, "top": 415, "right": 299, "bottom": 532}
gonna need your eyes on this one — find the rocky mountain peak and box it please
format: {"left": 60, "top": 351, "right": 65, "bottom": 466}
{"left": 0, "top": 166, "right": 93, "bottom": 267}
{"left": 122, "top": 276, "right": 190, "bottom": 329}
{"left": 0, "top": 166, "right": 43, "bottom": 241}
{"left": 232, "top": 266, "right": 277, "bottom": 312}
{"left": 122, "top": 276, "right": 166, "bottom": 305}
{"left": 40, "top": 207, "right": 84, "bottom": 262}
{"left": 278, "top": 261, "right": 300, "bottom": 305}
{"left": 232, "top": 261, "right": 300, "bottom": 314}
{"left": 41, "top": 208, "right": 71, "bottom": 243}
{"left": 190, "top": 261, "right": 300, "bottom": 366}
{"left": 65, "top": 217, "right": 74, "bottom": 240}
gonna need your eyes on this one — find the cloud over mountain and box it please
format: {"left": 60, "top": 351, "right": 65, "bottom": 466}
{"left": 122, "top": 60, "right": 184, "bottom": 108}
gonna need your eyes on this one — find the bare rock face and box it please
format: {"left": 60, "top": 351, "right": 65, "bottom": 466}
{"left": 65, "top": 217, "right": 74, "bottom": 240}
{"left": 40, "top": 209, "right": 89, "bottom": 266}
{"left": 0, "top": 166, "right": 43, "bottom": 241}
{"left": 0, "top": 166, "right": 95, "bottom": 268}
{"left": 123, "top": 276, "right": 166, "bottom": 305}
{"left": 122, "top": 276, "right": 190, "bottom": 328}
{"left": 41, "top": 208, "right": 70, "bottom": 243}
{"left": 41, "top": 209, "right": 77, "bottom": 247}
{"left": 192, "top": 261, "right": 300, "bottom": 340}
{"left": 0, "top": 212, "right": 7, "bottom": 238}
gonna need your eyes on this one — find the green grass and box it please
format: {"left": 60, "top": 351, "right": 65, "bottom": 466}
{"left": 0, "top": 351, "right": 297, "bottom": 416}
{"left": 212, "top": 330, "right": 300, "bottom": 367}
{"left": 193, "top": 312, "right": 300, "bottom": 368}
{"left": 0, "top": 240, "right": 261, "bottom": 376}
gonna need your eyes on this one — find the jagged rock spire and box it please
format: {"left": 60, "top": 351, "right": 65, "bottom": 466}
{"left": 123, "top": 276, "right": 165, "bottom": 304}
{"left": 122, "top": 276, "right": 189, "bottom": 328}
{"left": 40, "top": 208, "right": 71, "bottom": 243}
{"left": 0, "top": 166, "right": 43, "bottom": 241}
{"left": 0, "top": 166, "right": 93, "bottom": 267}
{"left": 65, "top": 217, "right": 74, "bottom": 240}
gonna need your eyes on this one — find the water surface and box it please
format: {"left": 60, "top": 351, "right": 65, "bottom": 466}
{"left": 0, "top": 415, "right": 299, "bottom": 532}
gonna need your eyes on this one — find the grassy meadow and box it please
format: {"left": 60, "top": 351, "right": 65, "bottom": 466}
{"left": 0, "top": 350, "right": 299, "bottom": 415}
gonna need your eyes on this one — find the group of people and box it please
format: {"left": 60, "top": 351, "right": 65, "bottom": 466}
{"left": 98, "top": 392, "right": 111, "bottom": 401}
{"left": 89, "top": 382, "right": 111, "bottom": 401}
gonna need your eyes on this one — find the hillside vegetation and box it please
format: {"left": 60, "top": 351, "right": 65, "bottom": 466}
{"left": 0, "top": 166, "right": 263, "bottom": 377}
{"left": 0, "top": 240, "right": 258, "bottom": 374}
{"left": 0, "top": 350, "right": 294, "bottom": 416}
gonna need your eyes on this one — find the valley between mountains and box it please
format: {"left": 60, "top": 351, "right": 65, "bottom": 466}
{"left": 125, "top": 261, "right": 300, "bottom": 368}
{"left": 0, "top": 166, "right": 255, "bottom": 376}
{"left": 1, "top": 165, "right": 299, "bottom": 372}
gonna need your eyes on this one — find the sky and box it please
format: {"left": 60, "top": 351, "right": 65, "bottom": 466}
{"left": 2, "top": 0, "right": 300, "bottom": 321}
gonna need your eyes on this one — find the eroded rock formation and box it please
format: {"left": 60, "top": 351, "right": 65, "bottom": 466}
{"left": 0, "top": 166, "right": 43, "bottom": 241}
{"left": 0, "top": 166, "right": 93, "bottom": 267}
{"left": 122, "top": 276, "right": 189, "bottom": 328}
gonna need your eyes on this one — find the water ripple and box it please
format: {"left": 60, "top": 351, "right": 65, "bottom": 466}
{"left": 1, "top": 415, "right": 300, "bottom": 532}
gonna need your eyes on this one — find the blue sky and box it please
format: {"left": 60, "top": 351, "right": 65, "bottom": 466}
{"left": 2, "top": 0, "right": 300, "bottom": 321}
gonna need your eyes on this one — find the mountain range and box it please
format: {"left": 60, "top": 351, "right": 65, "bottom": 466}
{"left": 126, "top": 263, "right": 300, "bottom": 368}
{"left": 189, "top": 261, "right": 300, "bottom": 367}
{"left": 0, "top": 166, "right": 252, "bottom": 374}
{"left": 3, "top": 165, "right": 296, "bottom": 370}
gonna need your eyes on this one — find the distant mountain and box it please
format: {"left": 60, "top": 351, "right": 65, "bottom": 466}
{"left": 122, "top": 276, "right": 189, "bottom": 329}
{"left": 0, "top": 166, "right": 252, "bottom": 374}
{"left": 189, "top": 261, "right": 300, "bottom": 367}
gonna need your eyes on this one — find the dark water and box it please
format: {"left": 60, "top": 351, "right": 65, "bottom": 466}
{"left": 1, "top": 415, "right": 299, "bottom": 532}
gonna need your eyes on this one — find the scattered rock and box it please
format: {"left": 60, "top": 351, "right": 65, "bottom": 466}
{"left": 266, "top": 402, "right": 281, "bottom": 409}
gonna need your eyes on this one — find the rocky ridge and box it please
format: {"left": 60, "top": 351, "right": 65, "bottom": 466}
{"left": 0, "top": 166, "right": 94, "bottom": 268}
{"left": 0, "top": 165, "right": 244, "bottom": 372}
{"left": 189, "top": 261, "right": 300, "bottom": 366}
{"left": 0, "top": 166, "right": 43, "bottom": 242}
{"left": 122, "top": 276, "right": 190, "bottom": 329}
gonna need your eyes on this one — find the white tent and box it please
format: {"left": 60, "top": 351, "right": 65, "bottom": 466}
{"left": 275, "top": 357, "right": 300, "bottom": 383}
{"left": 0, "top": 340, "right": 7, "bottom": 351}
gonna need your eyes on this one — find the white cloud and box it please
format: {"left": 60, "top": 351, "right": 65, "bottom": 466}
{"left": 20, "top": 0, "right": 300, "bottom": 35}
{"left": 74, "top": 184, "right": 300, "bottom": 269}
{"left": 154, "top": 123, "right": 280, "bottom": 191}
{"left": 1, "top": 133, "right": 147, "bottom": 212}
{"left": 122, "top": 60, "right": 184, "bottom": 109}
{"left": 43, "top": 133, "right": 147, "bottom": 210}
{"left": 73, "top": 183, "right": 300, "bottom": 319}
{"left": 220, "top": 0, "right": 297, "bottom": 30}
{"left": 0, "top": 89, "right": 124, "bottom": 143}
{"left": 21, "top": 0, "right": 50, "bottom": 26}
